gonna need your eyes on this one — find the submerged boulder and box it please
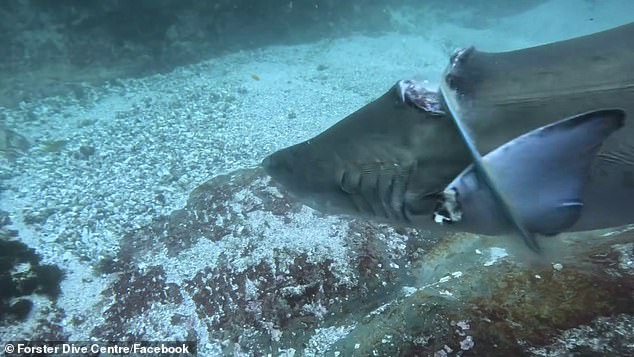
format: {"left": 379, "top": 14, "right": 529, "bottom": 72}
{"left": 0, "top": 210, "right": 64, "bottom": 325}
{"left": 91, "top": 167, "right": 634, "bottom": 355}
{"left": 4, "top": 166, "right": 633, "bottom": 355}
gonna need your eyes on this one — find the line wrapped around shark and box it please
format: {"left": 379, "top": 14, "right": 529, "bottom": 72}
{"left": 263, "top": 23, "right": 634, "bottom": 253}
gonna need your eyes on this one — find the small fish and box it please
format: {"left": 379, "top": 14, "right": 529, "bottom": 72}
{"left": 251, "top": 74, "right": 261, "bottom": 81}
{"left": 39, "top": 139, "right": 68, "bottom": 153}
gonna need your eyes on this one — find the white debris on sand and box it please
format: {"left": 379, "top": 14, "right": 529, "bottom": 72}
{"left": 304, "top": 325, "right": 356, "bottom": 357}
{"left": 1, "top": 32, "right": 450, "bottom": 265}
{"left": 0, "top": 31, "right": 450, "bottom": 347}
{"left": 460, "top": 336, "right": 475, "bottom": 350}
{"left": 483, "top": 247, "right": 509, "bottom": 266}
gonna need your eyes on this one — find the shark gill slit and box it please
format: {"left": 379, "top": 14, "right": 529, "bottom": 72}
{"left": 339, "top": 171, "right": 362, "bottom": 213}
{"left": 375, "top": 169, "right": 408, "bottom": 222}
{"left": 372, "top": 173, "right": 390, "bottom": 219}
{"left": 349, "top": 172, "right": 366, "bottom": 214}
{"left": 361, "top": 172, "right": 383, "bottom": 218}
{"left": 398, "top": 169, "right": 414, "bottom": 224}
{"left": 380, "top": 174, "right": 396, "bottom": 221}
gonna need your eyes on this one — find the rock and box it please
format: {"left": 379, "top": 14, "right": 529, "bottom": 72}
{"left": 78, "top": 145, "right": 96, "bottom": 159}
{"left": 0, "top": 235, "right": 64, "bottom": 324}
{"left": 6, "top": 166, "right": 634, "bottom": 355}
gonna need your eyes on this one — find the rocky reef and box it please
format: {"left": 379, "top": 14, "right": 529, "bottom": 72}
{"left": 4, "top": 165, "right": 632, "bottom": 355}
{"left": 0, "top": 0, "right": 548, "bottom": 108}
{"left": 0, "top": 210, "right": 64, "bottom": 328}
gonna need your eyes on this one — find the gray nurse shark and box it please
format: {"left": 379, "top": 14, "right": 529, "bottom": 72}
{"left": 262, "top": 23, "right": 634, "bottom": 253}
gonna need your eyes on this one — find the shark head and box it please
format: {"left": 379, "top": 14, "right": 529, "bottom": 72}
{"left": 263, "top": 80, "right": 470, "bottom": 224}
{"left": 262, "top": 139, "right": 356, "bottom": 215}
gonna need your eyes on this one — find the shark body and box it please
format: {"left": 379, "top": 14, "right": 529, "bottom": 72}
{"left": 263, "top": 23, "right": 634, "bottom": 248}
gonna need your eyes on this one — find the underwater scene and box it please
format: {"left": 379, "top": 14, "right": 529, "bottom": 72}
{"left": 2, "top": 0, "right": 634, "bottom": 356}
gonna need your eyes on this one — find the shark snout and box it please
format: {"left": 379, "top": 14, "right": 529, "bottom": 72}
{"left": 262, "top": 144, "right": 313, "bottom": 192}
{"left": 262, "top": 149, "right": 292, "bottom": 184}
{"left": 261, "top": 155, "right": 274, "bottom": 173}
{"left": 262, "top": 142, "right": 353, "bottom": 212}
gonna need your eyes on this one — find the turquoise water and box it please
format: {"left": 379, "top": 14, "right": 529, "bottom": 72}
{"left": 1, "top": 1, "right": 634, "bottom": 356}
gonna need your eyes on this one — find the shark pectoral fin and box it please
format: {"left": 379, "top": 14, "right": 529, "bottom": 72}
{"left": 487, "top": 109, "right": 625, "bottom": 237}
{"left": 539, "top": 201, "right": 584, "bottom": 236}
{"left": 440, "top": 76, "right": 625, "bottom": 253}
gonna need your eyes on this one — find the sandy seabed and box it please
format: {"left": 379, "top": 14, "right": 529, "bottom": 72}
{"left": 2, "top": 1, "right": 634, "bottom": 355}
